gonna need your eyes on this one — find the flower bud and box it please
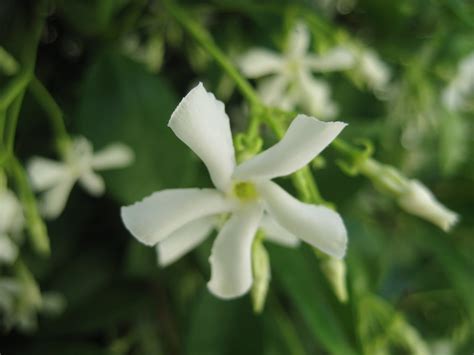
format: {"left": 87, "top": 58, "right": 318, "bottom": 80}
{"left": 359, "top": 158, "right": 459, "bottom": 232}
{"left": 321, "top": 256, "right": 348, "bottom": 303}
{"left": 397, "top": 180, "right": 459, "bottom": 232}
{"left": 251, "top": 236, "right": 270, "bottom": 313}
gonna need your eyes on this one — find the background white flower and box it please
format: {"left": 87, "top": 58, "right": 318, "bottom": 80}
{"left": 121, "top": 83, "right": 348, "bottom": 299}
{"left": 0, "top": 188, "right": 24, "bottom": 265}
{"left": 28, "top": 137, "right": 134, "bottom": 219}
{"left": 237, "top": 22, "right": 354, "bottom": 119}
{"left": 442, "top": 51, "right": 474, "bottom": 112}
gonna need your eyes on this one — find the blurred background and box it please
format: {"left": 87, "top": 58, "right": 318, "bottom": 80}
{"left": 0, "top": 0, "right": 473, "bottom": 354}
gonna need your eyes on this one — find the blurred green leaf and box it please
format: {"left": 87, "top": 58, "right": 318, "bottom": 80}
{"left": 58, "top": 0, "right": 128, "bottom": 36}
{"left": 76, "top": 52, "right": 199, "bottom": 204}
{"left": 185, "top": 289, "right": 263, "bottom": 355}
{"left": 22, "top": 341, "right": 112, "bottom": 355}
{"left": 439, "top": 110, "right": 468, "bottom": 176}
{"left": 270, "top": 245, "right": 358, "bottom": 355}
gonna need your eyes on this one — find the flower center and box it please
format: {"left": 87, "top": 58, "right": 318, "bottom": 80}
{"left": 285, "top": 57, "right": 302, "bottom": 76}
{"left": 232, "top": 181, "right": 258, "bottom": 202}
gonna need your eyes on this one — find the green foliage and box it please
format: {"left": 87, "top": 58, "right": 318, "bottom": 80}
{"left": 1, "top": 0, "right": 473, "bottom": 354}
{"left": 76, "top": 51, "right": 199, "bottom": 204}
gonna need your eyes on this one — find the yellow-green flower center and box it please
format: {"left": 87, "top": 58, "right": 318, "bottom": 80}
{"left": 233, "top": 181, "right": 258, "bottom": 202}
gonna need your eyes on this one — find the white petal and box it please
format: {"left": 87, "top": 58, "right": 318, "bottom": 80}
{"left": 257, "top": 75, "right": 289, "bottom": 106}
{"left": 27, "top": 157, "right": 68, "bottom": 191}
{"left": 0, "top": 235, "right": 18, "bottom": 264}
{"left": 233, "top": 114, "right": 346, "bottom": 181}
{"left": 40, "top": 177, "right": 76, "bottom": 219}
{"left": 260, "top": 213, "right": 300, "bottom": 248}
{"left": 168, "top": 83, "right": 236, "bottom": 192}
{"left": 305, "top": 47, "right": 354, "bottom": 72}
{"left": 298, "top": 71, "right": 338, "bottom": 119}
{"left": 78, "top": 170, "right": 105, "bottom": 196}
{"left": 121, "top": 188, "right": 234, "bottom": 246}
{"left": 237, "top": 48, "right": 284, "bottom": 78}
{"left": 156, "top": 216, "right": 216, "bottom": 266}
{"left": 208, "top": 203, "right": 263, "bottom": 299}
{"left": 91, "top": 143, "right": 134, "bottom": 170}
{"left": 0, "top": 190, "right": 23, "bottom": 234}
{"left": 287, "top": 22, "right": 310, "bottom": 58}
{"left": 258, "top": 181, "right": 347, "bottom": 259}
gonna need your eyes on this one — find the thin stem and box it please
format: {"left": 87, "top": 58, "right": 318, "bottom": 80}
{"left": 162, "top": 0, "right": 262, "bottom": 109}
{"left": 165, "top": 1, "right": 337, "bottom": 206}
{"left": 5, "top": 93, "right": 25, "bottom": 157}
{"left": 29, "top": 77, "right": 71, "bottom": 155}
{"left": 0, "top": 70, "right": 31, "bottom": 111}
{"left": 9, "top": 156, "right": 50, "bottom": 256}
{"left": 331, "top": 138, "right": 362, "bottom": 160}
{"left": 0, "top": 107, "right": 5, "bottom": 144}
{"left": 3, "top": 0, "right": 48, "bottom": 157}
{"left": 3, "top": 0, "right": 51, "bottom": 256}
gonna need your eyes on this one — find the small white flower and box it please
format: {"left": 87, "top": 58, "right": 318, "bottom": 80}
{"left": 0, "top": 235, "right": 18, "bottom": 264}
{"left": 238, "top": 23, "right": 354, "bottom": 119}
{"left": 28, "top": 137, "right": 134, "bottom": 219}
{"left": 397, "top": 180, "right": 459, "bottom": 232}
{"left": 121, "top": 83, "right": 348, "bottom": 299}
{"left": 442, "top": 52, "right": 474, "bottom": 111}
{"left": 0, "top": 188, "right": 24, "bottom": 236}
{"left": 0, "top": 188, "right": 23, "bottom": 264}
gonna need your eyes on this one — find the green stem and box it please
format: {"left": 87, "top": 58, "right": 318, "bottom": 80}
{"left": 9, "top": 156, "right": 50, "bottom": 256}
{"left": 0, "top": 70, "right": 31, "bottom": 111}
{"left": 162, "top": 0, "right": 262, "bottom": 110}
{"left": 0, "top": 107, "right": 5, "bottom": 137}
{"left": 331, "top": 139, "right": 360, "bottom": 160}
{"left": 5, "top": 92, "right": 25, "bottom": 157}
{"left": 29, "top": 77, "right": 71, "bottom": 155}
{"left": 2, "top": 0, "right": 51, "bottom": 256}
{"left": 2, "top": 0, "right": 48, "bottom": 157}
{"left": 165, "top": 1, "right": 338, "bottom": 206}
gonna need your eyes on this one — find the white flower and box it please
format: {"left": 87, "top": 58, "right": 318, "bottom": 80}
{"left": 121, "top": 83, "right": 348, "bottom": 299}
{"left": 237, "top": 23, "right": 354, "bottom": 119}
{"left": 28, "top": 137, "right": 134, "bottom": 219}
{"left": 0, "top": 235, "right": 18, "bottom": 265}
{"left": 397, "top": 180, "right": 459, "bottom": 232}
{"left": 0, "top": 189, "right": 23, "bottom": 264}
{"left": 0, "top": 188, "right": 24, "bottom": 236}
{"left": 442, "top": 52, "right": 474, "bottom": 111}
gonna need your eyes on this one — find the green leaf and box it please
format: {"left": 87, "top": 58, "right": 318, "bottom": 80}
{"left": 20, "top": 341, "right": 112, "bottom": 355}
{"left": 270, "top": 245, "right": 358, "bottom": 355}
{"left": 439, "top": 110, "right": 468, "bottom": 176}
{"left": 185, "top": 289, "right": 263, "bottom": 355}
{"left": 57, "top": 0, "right": 128, "bottom": 36}
{"left": 76, "top": 52, "right": 199, "bottom": 204}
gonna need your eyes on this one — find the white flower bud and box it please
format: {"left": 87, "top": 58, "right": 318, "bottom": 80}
{"left": 321, "top": 256, "right": 348, "bottom": 303}
{"left": 397, "top": 180, "right": 459, "bottom": 232}
{"left": 251, "top": 237, "right": 271, "bottom": 313}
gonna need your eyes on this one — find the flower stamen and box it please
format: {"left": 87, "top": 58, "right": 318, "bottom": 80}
{"left": 233, "top": 181, "right": 258, "bottom": 202}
